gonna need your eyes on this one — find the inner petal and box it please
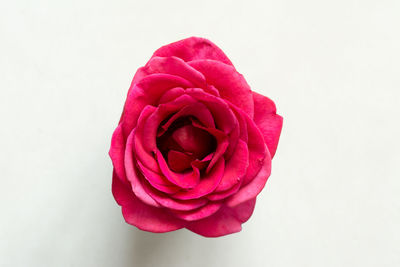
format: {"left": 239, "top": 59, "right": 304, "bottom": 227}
{"left": 167, "top": 150, "right": 193, "bottom": 172}
{"left": 172, "top": 124, "right": 215, "bottom": 159}
{"left": 156, "top": 116, "right": 217, "bottom": 172}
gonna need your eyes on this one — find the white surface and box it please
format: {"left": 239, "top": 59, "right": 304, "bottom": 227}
{"left": 1, "top": 0, "right": 399, "bottom": 266}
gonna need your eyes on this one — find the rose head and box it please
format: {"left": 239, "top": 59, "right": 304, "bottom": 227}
{"left": 110, "top": 37, "right": 283, "bottom": 237}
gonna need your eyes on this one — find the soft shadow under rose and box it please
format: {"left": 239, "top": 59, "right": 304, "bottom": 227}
{"left": 110, "top": 37, "right": 283, "bottom": 237}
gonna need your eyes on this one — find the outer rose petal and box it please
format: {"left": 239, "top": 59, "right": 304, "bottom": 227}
{"left": 252, "top": 91, "right": 283, "bottom": 158}
{"left": 143, "top": 182, "right": 208, "bottom": 211}
{"left": 109, "top": 124, "right": 127, "bottom": 182}
{"left": 189, "top": 60, "right": 254, "bottom": 118}
{"left": 141, "top": 56, "right": 207, "bottom": 87}
{"left": 121, "top": 74, "right": 193, "bottom": 136}
{"left": 172, "top": 202, "right": 222, "bottom": 221}
{"left": 112, "top": 174, "right": 184, "bottom": 232}
{"left": 206, "top": 180, "right": 242, "bottom": 201}
{"left": 152, "top": 37, "right": 233, "bottom": 66}
{"left": 159, "top": 87, "right": 186, "bottom": 104}
{"left": 133, "top": 105, "right": 160, "bottom": 172}
{"left": 213, "top": 139, "right": 248, "bottom": 192}
{"left": 186, "top": 198, "right": 256, "bottom": 237}
{"left": 226, "top": 150, "right": 271, "bottom": 208}
{"left": 242, "top": 111, "right": 267, "bottom": 185}
{"left": 137, "top": 161, "right": 180, "bottom": 194}
{"left": 112, "top": 171, "right": 133, "bottom": 207}
{"left": 125, "top": 129, "right": 160, "bottom": 207}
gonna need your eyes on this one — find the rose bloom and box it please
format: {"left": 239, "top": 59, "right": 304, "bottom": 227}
{"left": 110, "top": 37, "right": 282, "bottom": 237}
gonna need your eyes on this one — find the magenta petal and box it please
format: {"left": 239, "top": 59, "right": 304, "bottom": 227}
{"left": 172, "top": 158, "right": 225, "bottom": 200}
{"left": 121, "top": 74, "right": 193, "bottom": 137}
{"left": 252, "top": 92, "right": 283, "bottom": 158}
{"left": 186, "top": 88, "right": 237, "bottom": 134}
{"left": 143, "top": 183, "right": 208, "bottom": 211}
{"left": 228, "top": 102, "right": 249, "bottom": 142}
{"left": 191, "top": 153, "right": 213, "bottom": 171}
{"left": 156, "top": 150, "right": 200, "bottom": 189}
{"left": 186, "top": 198, "right": 256, "bottom": 237}
{"left": 109, "top": 124, "right": 127, "bottom": 182}
{"left": 190, "top": 120, "right": 229, "bottom": 173}
{"left": 125, "top": 129, "right": 160, "bottom": 207}
{"left": 121, "top": 198, "right": 183, "bottom": 233}
{"left": 229, "top": 197, "right": 257, "bottom": 223}
{"left": 159, "top": 101, "right": 216, "bottom": 134}
{"left": 141, "top": 94, "right": 198, "bottom": 153}
{"left": 189, "top": 60, "right": 254, "bottom": 118}
{"left": 173, "top": 202, "right": 222, "bottom": 221}
{"left": 137, "top": 160, "right": 180, "bottom": 194}
{"left": 214, "top": 140, "right": 249, "bottom": 192}
{"left": 167, "top": 150, "right": 193, "bottom": 172}
{"left": 159, "top": 87, "right": 186, "bottom": 104}
{"left": 152, "top": 37, "right": 233, "bottom": 66}
{"left": 113, "top": 175, "right": 184, "bottom": 232}
{"left": 205, "top": 84, "right": 220, "bottom": 96}
{"left": 133, "top": 105, "right": 160, "bottom": 173}
{"left": 206, "top": 180, "right": 242, "bottom": 201}
{"left": 121, "top": 199, "right": 183, "bottom": 233}
{"left": 172, "top": 125, "right": 215, "bottom": 158}
{"left": 242, "top": 112, "right": 267, "bottom": 185}
{"left": 144, "top": 56, "right": 206, "bottom": 87}
{"left": 226, "top": 151, "right": 271, "bottom": 207}
{"left": 112, "top": 171, "right": 134, "bottom": 207}
{"left": 224, "top": 120, "right": 240, "bottom": 159}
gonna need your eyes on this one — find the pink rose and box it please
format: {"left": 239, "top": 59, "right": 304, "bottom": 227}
{"left": 110, "top": 37, "right": 283, "bottom": 237}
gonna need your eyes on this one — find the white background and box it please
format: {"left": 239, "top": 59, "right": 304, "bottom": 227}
{"left": 1, "top": 0, "right": 399, "bottom": 266}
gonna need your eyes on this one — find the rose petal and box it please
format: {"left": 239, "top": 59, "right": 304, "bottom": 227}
{"left": 141, "top": 94, "right": 198, "bottom": 154}
{"left": 112, "top": 175, "right": 184, "bottom": 232}
{"left": 206, "top": 180, "right": 242, "bottom": 201}
{"left": 242, "top": 111, "right": 267, "bottom": 185}
{"left": 214, "top": 139, "right": 249, "bottom": 192}
{"left": 189, "top": 60, "right": 254, "bottom": 118}
{"left": 172, "top": 124, "right": 215, "bottom": 159}
{"left": 109, "top": 124, "right": 127, "bottom": 182}
{"left": 158, "top": 101, "right": 215, "bottom": 135}
{"left": 228, "top": 101, "right": 249, "bottom": 142}
{"left": 252, "top": 91, "right": 283, "bottom": 158}
{"left": 172, "top": 158, "right": 225, "bottom": 200}
{"left": 142, "top": 56, "right": 207, "bottom": 87}
{"left": 226, "top": 150, "right": 271, "bottom": 207}
{"left": 186, "top": 198, "right": 256, "bottom": 237}
{"left": 137, "top": 160, "right": 180, "bottom": 194}
{"left": 133, "top": 105, "right": 159, "bottom": 173}
{"left": 190, "top": 120, "right": 229, "bottom": 173}
{"left": 121, "top": 74, "right": 193, "bottom": 136}
{"left": 156, "top": 150, "right": 201, "bottom": 189}
{"left": 125, "top": 129, "right": 160, "bottom": 207}
{"left": 143, "top": 181, "right": 208, "bottom": 211}
{"left": 172, "top": 202, "right": 222, "bottom": 221}
{"left": 205, "top": 84, "right": 220, "bottom": 96}
{"left": 159, "top": 87, "right": 186, "bottom": 104}
{"left": 152, "top": 37, "right": 233, "bottom": 66}
{"left": 112, "top": 171, "right": 133, "bottom": 206}
{"left": 229, "top": 197, "right": 257, "bottom": 222}
{"left": 185, "top": 88, "right": 237, "bottom": 134}
{"left": 167, "top": 150, "right": 193, "bottom": 172}
{"left": 191, "top": 153, "right": 213, "bottom": 171}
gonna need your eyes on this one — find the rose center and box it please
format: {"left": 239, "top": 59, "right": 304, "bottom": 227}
{"left": 156, "top": 116, "right": 216, "bottom": 172}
